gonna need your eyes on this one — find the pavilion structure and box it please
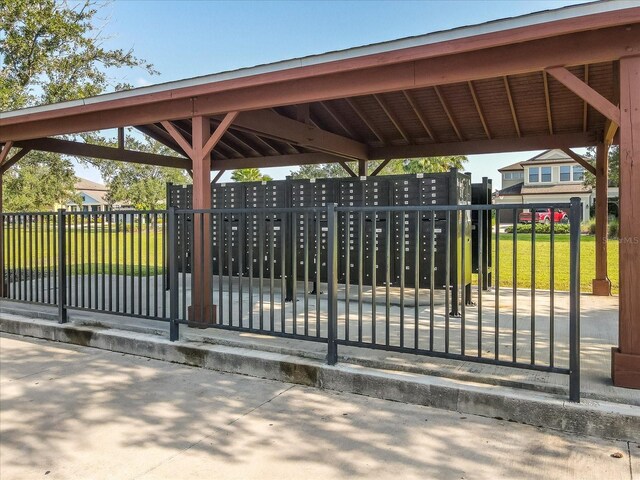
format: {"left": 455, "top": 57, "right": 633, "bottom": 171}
{"left": 1, "top": 1, "right": 639, "bottom": 387}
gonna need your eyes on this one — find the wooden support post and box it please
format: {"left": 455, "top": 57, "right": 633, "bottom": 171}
{"left": 592, "top": 142, "right": 611, "bottom": 296}
{"left": 162, "top": 112, "right": 238, "bottom": 327}
{"left": 189, "top": 115, "right": 215, "bottom": 327}
{"left": 358, "top": 159, "right": 368, "bottom": 177}
{"left": 0, "top": 170, "right": 4, "bottom": 298}
{"left": 612, "top": 55, "right": 640, "bottom": 389}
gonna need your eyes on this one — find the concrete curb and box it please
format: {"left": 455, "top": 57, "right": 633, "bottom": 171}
{"left": 1, "top": 314, "right": 638, "bottom": 442}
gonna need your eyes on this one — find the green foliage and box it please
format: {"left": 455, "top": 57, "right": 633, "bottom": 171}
{"left": 1, "top": 0, "right": 156, "bottom": 211}
{"left": 583, "top": 218, "right": 597, "bottom": 235}
{"left": 2, "top": 151, "right": 80, "bottom": 211}
{"left": 92, "top": 136, "right": 191, "bottom": 210}
{"left": 608, "top": 219, "right": 619, "bottom": 239}
{"left": 504, "top": 223, "right": 570, "bottom": 234}
{"left": 290, "top": 156, "right": 467, "bottom": 179}
{"left": 0, "top": 0, "right": 156, "bottom": 110}
{"left": 583, "top": 145, "right": 619, "bottom": 189}
{"left": 230, "top": 168, "right": 273, "bottom": 182}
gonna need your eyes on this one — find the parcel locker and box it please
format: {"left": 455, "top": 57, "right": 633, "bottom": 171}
{"left": 211, "top": 182, "right": 246, "bottom": 277}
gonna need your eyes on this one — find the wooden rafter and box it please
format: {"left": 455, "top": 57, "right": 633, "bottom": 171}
{"left": 561, "top": 147, "right": 596, "bottom": 175}
{"left": 503, "top": 76, "right": 521, "bottom": 137}
{"left": 402, "top": 90, "right": 437, "bottom": 142}
{"left": 318, "top": 101, "right": 357, "bottom": 138}
{"left": 345, "top": 98, "right": 386, "bottom": 145}
{"left": 583, "top": 65, "right": 590, "bottom": 132}
{"left": 373, "top": 94, "right": 410, "bottom": 143}
{"left": 467, "top": 81, "right": 491, "bottom": 139}
{"left": 244, "top": 131, "right": 280, "bottom": 155}
{"left": 203, "top": 112, "right": 239, "bottom": 158}
{"left": 542, "top": 71, "right": 554, "bottom": 135}
{"left": 434, "top": 86, "right": 463, "bottom": 141}
{"left": 546, "top": 66, "right": 620, "bottom": 125}
{"left": 222, "top": 129, "right": 261, "bottom": 157}
{"left": 134, "top": 124, "right": 192, "bottom": 158}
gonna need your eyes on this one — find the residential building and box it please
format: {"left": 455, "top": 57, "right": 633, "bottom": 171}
{"left": 494, "top": 149, "right": 608, "bottom": 223}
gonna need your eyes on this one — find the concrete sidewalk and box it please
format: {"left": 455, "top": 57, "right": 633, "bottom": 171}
{"left": 1, "top": 333, "right": 637, "bottom": 480}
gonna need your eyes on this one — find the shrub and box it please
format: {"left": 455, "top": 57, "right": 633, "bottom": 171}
{"left": 504, "top": 223, "right": 570, "bottom": 234}
{"left": 608, "top": 219, "right": 619, "bottom": 239}
{"left": 583, "top": 219, "right": 596, "bottom": 235}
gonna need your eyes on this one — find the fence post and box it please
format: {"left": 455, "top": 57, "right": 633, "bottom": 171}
{"left": 326, "top": 203, "right": 338, "bottom": 365}
{"left": 569, "top": 197, "right": 581, "bottom": 402}
{"left": 57, "top": 209, "right": 67, "bottom": 324}
{"left": 167, "top": 206, "right": 179, "bottom": 341}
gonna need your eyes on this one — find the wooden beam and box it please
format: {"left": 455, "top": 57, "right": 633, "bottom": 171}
{"left": 546, "top": 66, "right": 621, "bottom": 125}
{"left": 339, "top": 160, "right": 358, "bottom": 178}
{"left": 227, "top": 109, "right": 367, "bottom": 160}
{"left": 0, "top": 142, "right": 14, "bottom": 164}
{"left": 345, "top": 98, "right": 386, "bottom": 144}
{"left": 0, "top": 148, "right": 32, "bottom": 174}
{"left": 211, "top": 170, "right": 225, "bottom": 183}
{"left": 613, "top": 54, "right": 640, "bottom": 389}
{"left": 370, "top": 132, "right": 597, "bottom": 159}
{"left": 3, "top": 25, "right": 638, "bottom": 142}
{"left": 604, "top": 119, "right": 619, "bottom": 147}
{"left": 373, "top": 94, "right": 410, "bottom": 143}
{"left": 561, "top": 147, "right": 596, "bottom": 175}
{"left": 592, "top": 142, "right": 611, "bottom": 296}
{"left": 358, "top": 159, "right": 368, "bottom": 177}
{"left": 503, "top": 76, "right": 521, "bottom": 137}
{"left": 370, "top": 159, "right": 391, "bottom": 176}
{"left": 209, "top": 152, "right": 346, "bottom": 170}
{"left": 542, "top": 71, "right": 554, "bottom": 135}
{"left": 13, "top": 137, "right": 190, "bottom": 169}
{"left": 161, "top": 121, "right": 194, "bottom": 158}
{"left": 202, "top": 112, "right": 238, "bottom": 158}
{"left": 467, "top": 81, "right": 491, "bottom": 139}
{"left": 402, "top": 90, "right": 437, "bottom": 142}
{"left": 434, "top": 86, "right": 463, "bottom": 141}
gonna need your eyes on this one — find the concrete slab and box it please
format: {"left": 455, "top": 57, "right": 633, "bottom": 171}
{"left": 0, "top": 334, "right": 635, "bottom": 480}
{"left": 0, "top": 317, "right": 638, "bottom": 442}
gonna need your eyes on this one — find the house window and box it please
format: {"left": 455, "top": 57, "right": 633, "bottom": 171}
{"left": 541, "top": 167, "right": 552, "bottom": 182}
{"left": 573, "top": 165, "right": 584, "bottom": 181}
{"left": 504, "top": 171, "right": 524, "bottom": 181}
{"left": 529, "top": 167, "right": 539, "bottom": 183}
{"left": 560, "top": 166, "right": 571, "bottom": 181}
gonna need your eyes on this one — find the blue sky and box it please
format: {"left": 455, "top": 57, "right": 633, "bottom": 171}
{"left": 77, "top": 0, "right": 592, "bottom": 187}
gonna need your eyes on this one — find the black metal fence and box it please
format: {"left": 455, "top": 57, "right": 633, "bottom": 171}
{"left": 0, "top": 199, "right": 582, "bottom": 401}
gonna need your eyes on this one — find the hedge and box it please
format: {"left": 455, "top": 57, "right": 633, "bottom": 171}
{"left": 504, "top": 223, "right": 570, "bottom": 234}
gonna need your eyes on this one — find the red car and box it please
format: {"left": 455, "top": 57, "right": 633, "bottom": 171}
{"left": 518, "top": 208, "right": 568, "bottom": 224}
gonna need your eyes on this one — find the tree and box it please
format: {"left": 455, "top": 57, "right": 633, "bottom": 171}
{"left": 290, "top": 156, "right": 467, "bottom": 179}
{"left": 1, "top": 0, "right": 156, "bottom": 211}
{"left": 231, "top": 168, "right": 273, "bottom": 182}
{"left": 93, "top": 137, "right": 190, "bottom": 210}
{"left": 2, "top": 151, "right": 80, "bottom": 211}
{"left": 583, "top": 145, "right": 619, "bottom": 188}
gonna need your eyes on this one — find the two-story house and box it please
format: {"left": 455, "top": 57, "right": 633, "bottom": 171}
{"left": 493, "top": 149, "right": 593, "bottom": 223}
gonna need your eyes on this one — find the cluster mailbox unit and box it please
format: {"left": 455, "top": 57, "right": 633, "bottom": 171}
{"left": 167, "top": 169, "right": 487, "bottom": 307}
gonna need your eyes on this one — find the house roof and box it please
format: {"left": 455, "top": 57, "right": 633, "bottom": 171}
{"left": 498, "top": 161, "right": 525, "bottom": 172}
{"left": 497, "top": 182, "right": 523, "bottom": 196}
{"left": 521, "top": 184, "right": 592, "bottom": 195}
{"left": 75, "top": 177, "right": 108, "bottom": 192}
{"left": 498, "top": 148, "right": 588, "bottom": 173}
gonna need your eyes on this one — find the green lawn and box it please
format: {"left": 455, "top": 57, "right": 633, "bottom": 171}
{"left": 493, "top": 233, "right": 619, "bottom": 294}
{"left": 2, "top": 226, "right": 618, "bottom": 293}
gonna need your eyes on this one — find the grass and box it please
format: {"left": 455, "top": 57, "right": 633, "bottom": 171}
{"left": 493, "top": 233, "right": 619, "bottom": 294}
{"left": 2, "top": 226, "right": 619, "bottom": 294}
